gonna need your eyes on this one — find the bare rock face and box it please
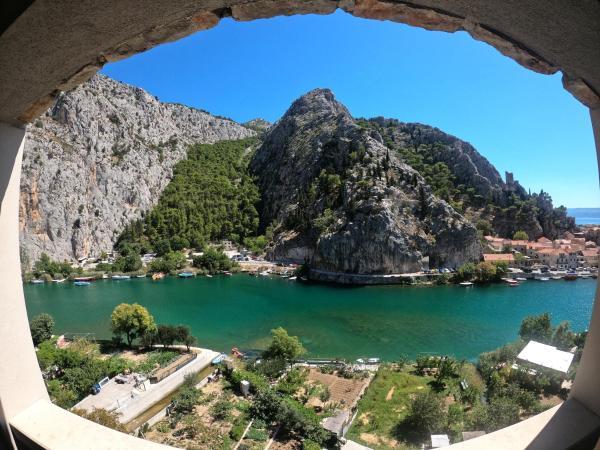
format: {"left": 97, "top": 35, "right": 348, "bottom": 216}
{"left": 20, "top": 74, "right": 254, "bottom": 264}
{"left": 251, "top": 89, "right": 482, "bottom": 276}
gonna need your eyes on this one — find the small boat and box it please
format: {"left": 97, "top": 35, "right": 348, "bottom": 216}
{"left": 135, "top": 274, "right": 146, "bottom": 278}
{"left": 516, "top": 277, "right": 527, "bottom": 281}
{"left": 288, "top": 276, "right": 297, "bottom": 281}
{"left": 74, "top": 281, "right": 91, "bottom": 286}
{"left": 112, "top": 274, "right": 130, "bottom": 280}
{"left": 564, "top": 273, "right": 578, "bottom": 281}
{"left": 223, "top": 271, "right": 232, "bottom": 276}
{"left": 538, "top": 277, "right": 550, "bottom": 282}
{"left": 178, "top": 272, "right": 194, "bottom": 278}
{"left": 74, "top": 276, "right": 94, "bottom": 282}
{"left": 259, "top": 271, "right": 269, "bottom": 277}
{"left": 503, "top": 278, "right": 519, "bottom": 286}
{"left": 152, "top": 272, "right": 165, "bottom": 280}
{"left": 551, "top": 276, "right": 562, "bottom": 280}
{"left": 459, "top": 281, "right": 474, "bottom": 287}
{"left": 367, "top": 357, "right": 380, "bottom": 364}
{"left": 31, "top": 279, "right": 45, "bottom": 284}
{"left": 52, "top": 278, "right": 67, "bottom": 283}
{"left": 206, "top": 274, "right": 213, "bottom": 278}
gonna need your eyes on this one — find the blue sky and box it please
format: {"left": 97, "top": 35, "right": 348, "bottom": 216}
{"left": 101, "top": 10, "right": 599, "bottom": 208}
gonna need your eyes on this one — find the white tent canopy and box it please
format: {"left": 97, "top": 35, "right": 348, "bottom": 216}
{"left": 517, "top": 340, "right": 574, "bottom": 373}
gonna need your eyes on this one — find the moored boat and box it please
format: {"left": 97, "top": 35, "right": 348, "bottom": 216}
{"left": 539, "top": 277, "right": 550, "bottom": 281}
{"left": 551, "top": 276, "right": 562, "bottom": 280}
{"left": 52, "top": 278, "right": 67, "bottom": 283}
{"left": 136, "top": 274, "right": 146, "bottom": 278}
{"left": 178, "top": 272, "right": 194, "bottom": 278}
{"left": 516, "top": 277, "right": 527, "bottom": 281}
{"left": 74, "top": 276, "right": 94, "bottom": 282}
{"left": 503, "top": 278, "right": 519, "bottom": 286}
{"left": 74, "top": 281, "right": 91, "bottom": 286}
{"left": 565, "top": 272, "right": 578, "bottom": 281}
{"left": 31, "top": 279, "right": 44, "bottom": 284}
{"left": 111, "top": 274, "right": 131, "bottom": 280}
{"left": 459, "top": 281, "right": 474, "bottom": 287}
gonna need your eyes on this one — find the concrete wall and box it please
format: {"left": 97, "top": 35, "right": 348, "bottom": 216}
{"left": 0, "top": 124, "right": 48, "bottom": 444}
{"left": 0, "top": 1, "right": 599, "bottom": 448}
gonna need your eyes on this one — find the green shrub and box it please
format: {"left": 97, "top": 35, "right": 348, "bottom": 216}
{"left": 246, "top": 428, "right": 269, "bottom": 441}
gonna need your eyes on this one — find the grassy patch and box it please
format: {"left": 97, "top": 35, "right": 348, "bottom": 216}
{"left": 347, "top": 366, "right": 432, "bottom": 450}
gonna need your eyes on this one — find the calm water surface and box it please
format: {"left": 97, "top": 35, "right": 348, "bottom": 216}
{"left": 24, "top": 276, "right": 596, "bottom": 361}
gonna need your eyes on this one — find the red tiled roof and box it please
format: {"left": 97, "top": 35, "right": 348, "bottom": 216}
{"left": 483, "top": 253, "right": 514, "bottom": 262}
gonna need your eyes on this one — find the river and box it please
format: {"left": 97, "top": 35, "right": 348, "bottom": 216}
{"left": 24, "top": 275, "right": 596, "bottom": 361}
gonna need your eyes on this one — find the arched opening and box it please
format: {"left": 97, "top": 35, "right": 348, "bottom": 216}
{"left": 1, "top": 2, "right": 600, "bottom": 449}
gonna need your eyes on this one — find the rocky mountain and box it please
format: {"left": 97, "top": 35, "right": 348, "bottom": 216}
{"left": 250, "top": 89, "right": 482, "bottom": 278}
{"left": 19, "top": 75, "right": 255, "bottom": 264}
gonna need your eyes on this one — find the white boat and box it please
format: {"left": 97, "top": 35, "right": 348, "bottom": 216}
{"left": 516, "top": 277, "right": 527, "bottom": 281}
{"left": 136, "top": 274, "right": 146, "bottom": 278}
{"left": 289, "top": 276, "right": 297, "bottom": 281}
{"left": 503, "top": 278, "right": 519, "bottom": 286}
{"left": 206, "top": 274, "right": 213, "bottom": 278}
{"left": 112, "top": 274, "right": 131, "bottom": 280}
{"left": 52, "top": 278, "right": 67, "bottom": 283}
{"left": 31, "top": 279, "right": 44, "bottom": 284}
{"left": 259, "top": 271, "right": 269, "bottom": 277}
{"left": 539, "top": 277, "right": 550, "bottom": 281}
{"left": 459, "top": 281, "right": 474, "bottom": 286}
{"left": 551, "top": 276, "right": 562, "bottom": 280}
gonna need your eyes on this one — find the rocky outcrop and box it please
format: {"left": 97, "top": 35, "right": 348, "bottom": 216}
{"left": 19, "top": 74, "right": 254, "bottom": 264}
{"left": 251, "top": 89, "right": 482, "bottom": 276}
{"left": 367, "top": 117, "right": 511, "bottom": 202}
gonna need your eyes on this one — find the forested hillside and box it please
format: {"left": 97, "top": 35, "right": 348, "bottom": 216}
{"left": 116, "top": 138, "right": 262, "bottom": 254}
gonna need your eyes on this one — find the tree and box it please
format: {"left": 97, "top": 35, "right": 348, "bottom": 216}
{"left": 192, "top": 248, "right": 233, "bottom": 274}
{"left": 513, "top": 230, "right": 529, "bottom": 241}
{"left": 264, "top": 327, "right": 306, "bottom": 361}
{"left": 454, "top": 263, "right": 475, "bottom": 282}
{"left": 482, "top": 397, "right": 520, "bottom": 432}
{"left": 552, "top": 321, "right": 575, "bottom": 350}
{"left": 174, "top": 325, "right": 196, "bottom": 351}
{"left": 110, "top": 303, "right": 156, "bottom": 347}
{"left": 402, "top": 392, "right": 447, "bottom": 440}
{"left": 519, "top": 313, "right": 553, "bottom": 343}
{"left": 30, "top": 313, "right": 55, "bottom": 346}
{"left": 474, "top": 261, "right": 499, "bottom": 283}
{"left": 112, "top": 254, "right": 142, "bottom": 273}
{"left": 157, "top": 324, "right": 177, "bottom": 348}
{"left": 476, "top": 219, "right": 493, "bottom": 236}
{"left": 148, "top": 251, "right": 186, "bottom": 273}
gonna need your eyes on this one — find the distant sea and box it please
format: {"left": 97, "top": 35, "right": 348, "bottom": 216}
{"left": 568, "top": 208, "right": 600, "bottom": 225}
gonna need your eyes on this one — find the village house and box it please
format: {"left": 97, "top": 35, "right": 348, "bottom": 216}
{"left": 482, "top": 253, "right": 515, "bottom": 266}
{"left": 581, "top": 249, "right": 600, "bottom": 267}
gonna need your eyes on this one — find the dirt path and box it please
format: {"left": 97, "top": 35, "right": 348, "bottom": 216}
{"left": 385, "top": 386, "right": 395, "bottom": 401}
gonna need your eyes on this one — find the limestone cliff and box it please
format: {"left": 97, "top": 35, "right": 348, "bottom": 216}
{"left": 19, "top": 74, "right": 254, "bottom": 264}
{"left": 250, "top": 89, "right": 482, "bottom": 276}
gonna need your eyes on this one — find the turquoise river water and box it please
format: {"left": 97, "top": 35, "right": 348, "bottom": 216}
{"left": 24, "top": 276, "right": 596, "bottom": 361}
